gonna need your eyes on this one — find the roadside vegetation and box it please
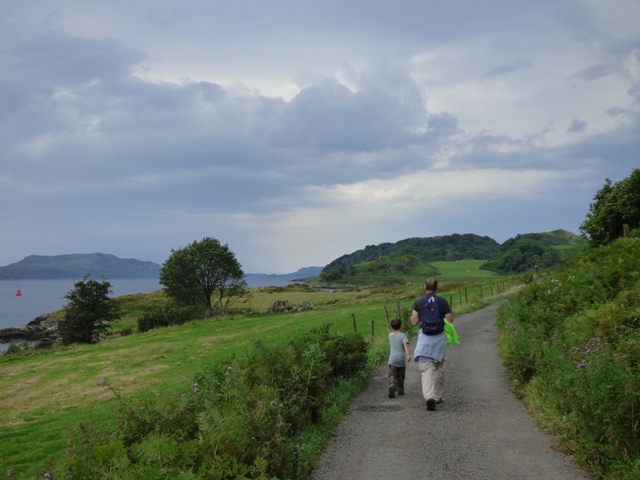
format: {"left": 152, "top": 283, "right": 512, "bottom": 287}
{"left": 495, "top": 168, "right": 640, "bottom": 480}
{"left": 496, "top": 232, "right": 640, "bottom": 479}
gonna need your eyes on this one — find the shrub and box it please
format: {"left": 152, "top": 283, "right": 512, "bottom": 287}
{"left": 4, "top": 342, "right": 24, "bottom": 356}
{"left": 496, "top": 235, "right": 640, "bottom": 477}
{"left": 137, "top": 305, "right": 204, "bottom": 333}
{"left": 61, "top": 325, "right": 370, "bottom": 479}
{"left": 119, "top": 327, "right": 134, "bottom": 336}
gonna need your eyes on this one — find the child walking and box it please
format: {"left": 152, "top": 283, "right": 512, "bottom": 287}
{"left": 388, "top": 317, "right": 411, "bottom": 398}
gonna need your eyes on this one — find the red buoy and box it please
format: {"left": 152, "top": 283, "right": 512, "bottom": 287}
{"left": 16, "top": 290, "right": 22, "bottom": 297}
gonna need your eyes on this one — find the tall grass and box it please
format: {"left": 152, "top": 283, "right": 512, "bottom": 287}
{"left": 496, "top": 235, "right": 640, "bottom": 479}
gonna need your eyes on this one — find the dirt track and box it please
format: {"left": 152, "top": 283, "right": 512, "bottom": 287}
{"left": 311, "top": 301, "right": 591, "bottom": 480}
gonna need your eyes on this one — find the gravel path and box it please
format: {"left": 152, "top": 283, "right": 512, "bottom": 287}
{"left": 311, "top": 301, "right": 591, "bottom": 480}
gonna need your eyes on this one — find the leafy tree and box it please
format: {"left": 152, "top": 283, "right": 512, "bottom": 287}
{"left": 159, "top": 237, "right": 249, "bottom": 315}
{"left": 320, "top": 267, "right": 345, "bottom": 283}
{"left": 580, "top": 168, "right": 640, "bottom": 247}
{"left": 58, "top": 275, "right": 121, "bottom": 344}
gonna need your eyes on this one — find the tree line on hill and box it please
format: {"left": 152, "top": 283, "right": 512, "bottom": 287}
{"left": 320, "top": 234, "right": 501, "bottom": 283}
{"left": 320, "top": 230, "right": 586, "bottom": 282}
{"left": 319, "top": 168, "right": 639, "bottom": 282}
{"left": 478, "top": 230, "right": 586, "bottom": 274}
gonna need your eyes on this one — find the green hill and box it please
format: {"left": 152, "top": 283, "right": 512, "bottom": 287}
{"left": 320, "top": 230, "right": 586, "bottom": 284}
{"left": 320, "top": 233, "right": 500, "bottom": 284}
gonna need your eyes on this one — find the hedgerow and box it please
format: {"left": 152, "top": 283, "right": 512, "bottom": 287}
{"left": 496, "top": 234, "right": 640, "bottom": 479}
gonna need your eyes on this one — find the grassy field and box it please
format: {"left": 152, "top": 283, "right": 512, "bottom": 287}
{"left": 430, "top": 259, "right": 499, "bottom": 279}
{"left": 0, "top": 274, "right": 519, "bottom": 478}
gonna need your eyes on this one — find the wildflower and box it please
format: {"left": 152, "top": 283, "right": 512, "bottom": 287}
{"left": 45, "top": 474, "right": 52, "bottom": 479}
{"left": 101, "top": 378, "right": 107, "bottom": 387}
{"left": 193, "top": 383, "right": 200, "bottom": 393}
{"left": 7, "top": 469, "right": 13, "bottom": 477}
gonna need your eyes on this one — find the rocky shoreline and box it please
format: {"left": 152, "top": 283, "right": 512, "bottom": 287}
{"left": 0, "top": 312, "right": 60, "bottom": 349}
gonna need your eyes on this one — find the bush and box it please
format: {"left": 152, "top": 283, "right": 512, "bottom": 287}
{"left": 137, "top": 305, "right": 204, "bottom": 333}
{"left": 496, "top": 235, "right": 640, "bottom": 478}
{"left": 119, "top": 327, "right": 134, "bottom": 336}
{"left": 61, "top": 325, "right": 371, "bottom": 479}
{"left": 4, "top": 342, "right": 26, "bottom": 356}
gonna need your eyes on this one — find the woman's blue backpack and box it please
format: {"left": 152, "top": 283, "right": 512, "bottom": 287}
{"left": 421, "top": 295, "right": 444, "bottom": 335}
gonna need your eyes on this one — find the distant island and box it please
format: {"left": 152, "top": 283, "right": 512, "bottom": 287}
{"left": 0, "top": 253, "right": 161, "bottom": 279}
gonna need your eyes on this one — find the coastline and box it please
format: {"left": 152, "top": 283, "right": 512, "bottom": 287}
{"left": 0, "top": 275, "right": 311, "bottom": 352}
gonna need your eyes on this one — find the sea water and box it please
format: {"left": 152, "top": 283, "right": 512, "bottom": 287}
{"left": 0, "top": 278, "right": 163, "bottom": 331}
{"left": 0, "top": 275, "right": 297, "bottom": 332}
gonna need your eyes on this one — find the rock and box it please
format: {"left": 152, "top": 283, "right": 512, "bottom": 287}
{"left": 0, "top": 312, "right": 61, "bottom": 344}
{"left": 267, "top": 300, "right": 315, "bottom": 313}
{"left": 0, "top": 328, "right": 30, "bottom": 342}
{"left": 267, "top": 300, "right": 293, "bottom": 313}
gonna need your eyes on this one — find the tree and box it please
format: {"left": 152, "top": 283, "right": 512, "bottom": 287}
{"left": 580, "top": 168, "right": 640, "bottom": 247}
{"left": 159, "top": 237, "right": 249, "bottom": 315}
{"left": 58, "top": 275, "right": 121, "bottom": 344}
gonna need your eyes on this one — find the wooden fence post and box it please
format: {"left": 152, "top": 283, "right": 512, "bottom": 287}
{"left": 623, "top": 224, "right": 630, "bottom": 237}
{"left": 371, "top": 320, "right": 375, "bottom": 343}
{"left": 352, "top": 313, "right": 357, "bottom": 332}
{"left": 465, "top": 287, "right": 468, "bottom": 304}
{"left": 383, "top": 306, "right": 391, "bottom": 331}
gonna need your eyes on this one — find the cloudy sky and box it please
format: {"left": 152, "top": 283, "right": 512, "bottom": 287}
{"left": 1, "top": 1, "right": 639, "bottom": 274}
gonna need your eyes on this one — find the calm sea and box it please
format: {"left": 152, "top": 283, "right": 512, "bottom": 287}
{"left": 0, "top": 275, "right": 297, "bottom": 332}
{"left": 0, "top": 278, "right": 163, "bottom": 332}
